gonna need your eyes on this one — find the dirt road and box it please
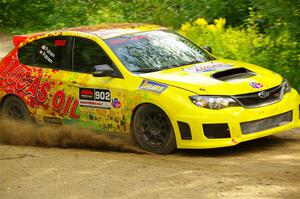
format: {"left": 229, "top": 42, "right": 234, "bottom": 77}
{"left": 1, "top": 130, "right": 300, "bottom": 199}
{"left": 1, "top": 35, "right": 300, "bottom": 199}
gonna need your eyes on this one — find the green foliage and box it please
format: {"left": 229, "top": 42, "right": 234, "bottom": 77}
{"left": 0, "top": 0, "right": 55, "bottom": 33}
{"left": 0, "top": 0, "right": 299, "bottom": 89}
{"left": 179, "top": 17, "right": 300, "bottom": 90}
{"left": 179, "top": 18, "right": 263, "bottom": 62}
{"left": 0, "top": 0, "right": 251, "bottom": 32}
{"left": 250, "top": 0, "right": 300, "bottom": 89}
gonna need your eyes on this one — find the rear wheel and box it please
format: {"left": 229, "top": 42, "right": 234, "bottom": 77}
{"left": 133, "top": 104, "right": 176, "bottom": 154}
{"left": 2, "top": 96, "right": 31, "bottom": 121}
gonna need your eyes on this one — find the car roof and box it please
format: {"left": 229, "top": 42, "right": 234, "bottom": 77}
{"left": 14, "top": 23, "right": 165, "bottom": 47}
{"left": 64, "top": 23, "right": 163, "bottom": 39}
{"left": 29, "top": 23, "right": 163, "bottom": 39}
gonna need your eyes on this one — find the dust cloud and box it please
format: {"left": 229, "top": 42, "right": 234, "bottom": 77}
{"left": 0, "top": 118, "right": 147, "bottom": 154}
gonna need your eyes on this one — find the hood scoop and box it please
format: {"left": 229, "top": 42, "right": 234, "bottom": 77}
{"left": 212, "top": 67, "right": 256, "bottom": 81}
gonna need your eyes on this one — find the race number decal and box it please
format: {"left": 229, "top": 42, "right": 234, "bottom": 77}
{"left": 79, "top": 88, "right": 111, "bottom": 109}
{"left": 95, "top": 89, "right": 111, "bottom": 102}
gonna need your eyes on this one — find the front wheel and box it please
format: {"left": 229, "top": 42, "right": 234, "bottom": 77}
{"left": 133, "top": 104, "right": 176, "bottom": 154}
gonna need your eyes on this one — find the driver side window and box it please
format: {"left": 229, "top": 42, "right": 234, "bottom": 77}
{"left": 73, "top": 37, "right": 112, "bottom": 73}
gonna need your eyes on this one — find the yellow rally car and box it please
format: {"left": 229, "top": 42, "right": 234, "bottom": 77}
{"left": 0, "top": 23, "right": 299, "bottom": 154}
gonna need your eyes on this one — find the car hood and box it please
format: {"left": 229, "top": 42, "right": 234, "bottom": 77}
{"left": 139, "top": 59, "right": 283, "bottom": 95}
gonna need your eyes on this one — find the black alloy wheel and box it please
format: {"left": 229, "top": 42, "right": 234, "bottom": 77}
{"left": 133, "top": 104, "right": 176, "bottom": 154}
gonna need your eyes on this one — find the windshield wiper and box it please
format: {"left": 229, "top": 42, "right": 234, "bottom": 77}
{"left": 166, "top": 60, "right": 204, "bottom": 69}
{"left": 132, "top": 65, "right": 178, "bottom": 73}
{"left": 132, "top": 68, "right": 162, "bottom": 73}
{"left": 184, "top": 60, "right": 204, "bottom": 66}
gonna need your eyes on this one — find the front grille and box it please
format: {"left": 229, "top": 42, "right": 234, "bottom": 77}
{"left": 234, "top": 85, "right": 282, "bottom": 107}
{"left": 240, "top": 111, "right": 292, "bottom": 135}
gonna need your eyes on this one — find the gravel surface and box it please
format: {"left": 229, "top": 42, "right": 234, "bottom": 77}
{"left": 0, "top": 130, "right": 300, "bottom": 199}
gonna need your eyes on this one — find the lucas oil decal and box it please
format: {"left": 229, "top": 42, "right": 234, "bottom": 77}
{"left": 79, "top": 88, "right": 111, "bottom": 109}
{"left": 139, "top": 80, "right": 168, "bottom": 93}
{"left": 0, "top": 59, "right": 80, "bottom": 120}
{"left": 184, "top": 62, "right": 232, "bottom": 73}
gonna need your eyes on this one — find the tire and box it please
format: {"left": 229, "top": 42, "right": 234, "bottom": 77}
{"left": 2, "top": 96, "right": 32, "bottom": 122}
{"left": 133, "top": 104, "right": 176, "bottom": 154}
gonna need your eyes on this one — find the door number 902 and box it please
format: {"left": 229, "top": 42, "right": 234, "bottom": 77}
{"left": 95, "top": 89, "right": 111, "bottom": 102}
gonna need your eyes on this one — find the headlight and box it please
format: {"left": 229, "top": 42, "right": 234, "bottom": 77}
{"left": 189, "top": 95, "right": 239, "bottom": 110}
{"left": 281, "top": 78, "right": 291, "bottom": 93}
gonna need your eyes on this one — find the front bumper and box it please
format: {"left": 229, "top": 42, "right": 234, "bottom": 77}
{"left": 174, "top": 89, "right": 300, "bottom": 149}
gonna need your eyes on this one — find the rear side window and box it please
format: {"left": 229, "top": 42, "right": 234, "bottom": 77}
{"left": 18, "top": 36, "right": 117, "bottom": 75}
{"left": 34, "top": 37, "right": 71, "bottom": 70}
{"left": 18, "top": 42, "right": 37, "bottom": 65}
{"left": 18, "top": 36, "right": 71, "bottom": 70}
{"left": 73, "top": 37, "right": 112, "bottom": 73}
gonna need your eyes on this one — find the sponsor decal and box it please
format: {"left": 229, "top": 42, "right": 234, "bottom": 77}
{"left": 54, "top": 39, "right": 67, "bottom": 47}
{"left": 79, "top": 88, "right": 94, "bottom": 100}
{"left": 0, "top": 59, "right": 80, "bottom": 119}
{"left": 39, "top": 45, "right": 55, "bottom": 64}
{"left": 93, "top": 28, "right": 140, "bottom": 39}
{"left": 111, "top": 98, "right": 121, "bottom": 108}
{"left": 79, "top": 88, "right": 111, "bottom": 109}
{"left": 250, "top": 82, "right": 263, "bottom": 89}
{"left": 43, "top": 117, "right": 63, "bottom": 125}
{"left": 139, "top": 80, "right": 168, "bottom": 93}
{"left": 183, "top": 62, "right": 232, "bottom": 73}
{"left": 199, "top": 88, "right": 206, "bottom": 92}
{"left": 52, "top": 90, "right": 80, "bottom": 119}
{"left": 109, "top": 35, "right": 146, "bottom": 45}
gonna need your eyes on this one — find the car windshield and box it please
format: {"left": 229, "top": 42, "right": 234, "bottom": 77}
{"left": 104, "top": 30, "right": 215, "bottom": 73}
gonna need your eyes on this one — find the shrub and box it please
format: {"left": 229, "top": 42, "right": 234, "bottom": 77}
{"left": 179, "top": 18, "right": 300, "bottom": 90}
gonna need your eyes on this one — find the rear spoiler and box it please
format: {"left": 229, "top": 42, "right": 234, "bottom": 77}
{"left": 13, "top": 35, "right": 29, "bottom": 47}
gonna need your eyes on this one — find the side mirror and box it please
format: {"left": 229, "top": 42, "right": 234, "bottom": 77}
{"left": 203, "top": 46, "right": 212, "bottom": 54}
{"left": 92, "top": 64, "right": 114, "bottom": 77}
